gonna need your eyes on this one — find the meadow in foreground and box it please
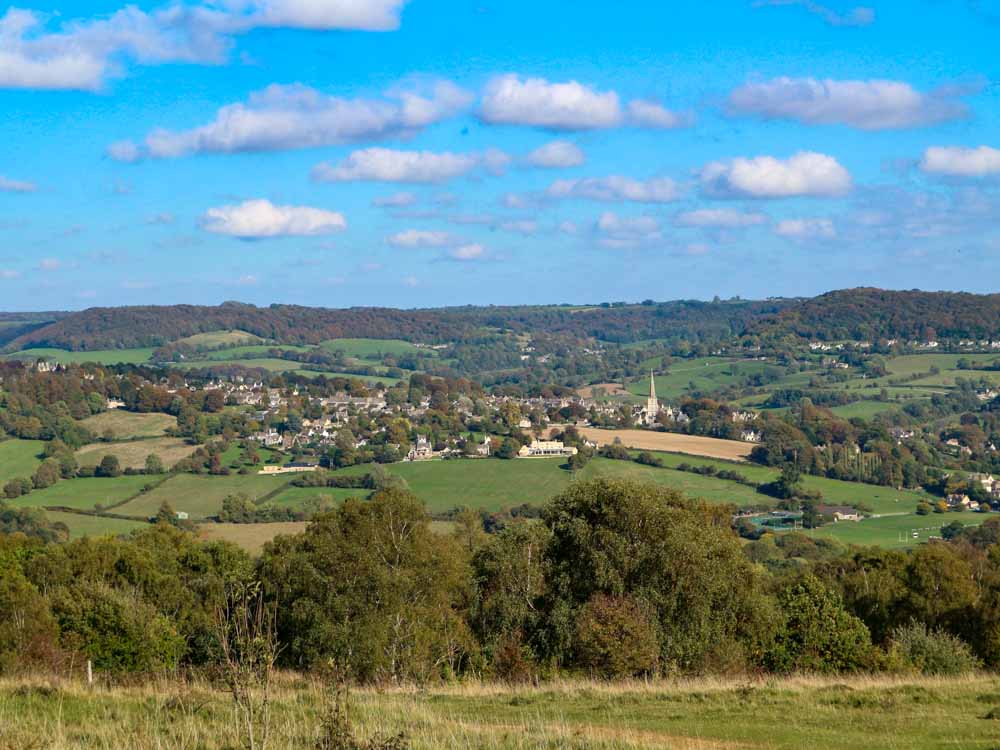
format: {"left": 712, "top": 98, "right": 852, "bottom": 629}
{"left": 2, "top": 673, "right": 1000, "bottom": 750}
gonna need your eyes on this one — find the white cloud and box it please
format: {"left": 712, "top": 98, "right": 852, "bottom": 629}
{"left": 727, "top": 77, "right": 968, "bottom": 130}
{"left": 114, "top": 80, "right": 470, "bottom": 160}
{"left": 479, "top": 74, "right": 622, "bottom": 130}
{"left": 674, "top": 208, "right": 769, "bottom": 228}
{"left": 498, "top": 220, "right": 539, "bottom": 235}
{"left": 312, "top": 148, "right": 493, "bottom": 183}
{"left": 500, "top": 192, "right": 531, "bottom": 209}
{"left": 558, "top": 220, "right": 579, "bottom": 235}
{"left": 626, "top": 99, "right": 692, "bottom": 129}
{"left": 236, "top": 274, "right": 259, "bottom": 286}
{"left": 0, "top": 269, "right": 20, "bottom": 280}
{"left": 753, "top": 0, "right": 874, "bottom": 27}
{"left": 0, "top": 174, "right": 36, "bottom": 192}
{"left": 201, "top": 198, "right": 346, "bottom": 238}
{"left": 38, "top": 258, "right": 61, "bottom": 271}
{"left": 447, "top": 243, "right": 486, "bottom": 261}
{"left": 595, "top": 212, "right": 663, "bottom": 248}
{"left": 525, "top": 140, "right": 585, "bottom": 168}
{"left": 402, "top": 275, "right": 420, "bottom": 287}
{"left": 387, "top": 229, "right": 452, "bottom": 247}
{"left": 0, "top": 2, "right": 409, "bottom": 92}
{"left": 920, "top": 146, "right": 1000, "bottom": 178}
{"left": 146, "top": 212, "right": 175, "bottom": 225}
{"left": 373, "top": 191, "right": 418, "bottom": 207}
{"left": 700, "top": 152, "right": 851, "bottom": 198}
{"left": 775, "top": 217, "right": 837, "bottom": 239}
{"left": 548, "top": 175, "right": 681, "bottom": 203}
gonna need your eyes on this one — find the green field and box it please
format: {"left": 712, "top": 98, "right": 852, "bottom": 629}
{"left": 267, "top": 484, "right": 366, "bottom": 509}
{"left": 4, "top": 347, "right": 156, "bottom": 365}
{"left": 12, "top": 475, "right": 154, "bottom": 511}
{"left": 115, "top": 473, "right": 293, "bottom": 519}
{"left": 202, "top": 344, "right": 313, "bottom": 360}
{"left": 78, "top": 411, "right": 175, "bottom": 439}
{"left": 320, "top": 338, "right": 426, "bottom": 358}
{"left": 629, "top": 357, "right": 781, "bottom": 401}
{"left": 0, "top": 439, "right": 44, "bottom": 482}
{"left": 74, "top": 437, "right": 197, "bottom": 470}
{"left": 173, "top": 330, "right": 262, "bottom": 348}
{"left": 2, "top": 674, "right": 999, "bottom": 749}
{"left": 810, "top": 511, "right": 987, "bottom": 549}
{"left": 827, "top": 400, "right": 903, "bottom": 419}
{"left": 44, "top": 510, "right": 150, "bottom": 539}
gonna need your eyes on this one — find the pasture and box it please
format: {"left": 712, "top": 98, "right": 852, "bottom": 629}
{"left": 320, "top": 337, "right": 426, "bottom": 358}
{"left": 115, "top": 473, "right": 293, "bottom": 519}
{"left": 630, "top": 356, "right": 781, "bottom": 401}
{"left": 0, "top": 438, "right": 44, "bottom": 482}
{"left": 2, "top": 673, "right": 1000, "bottom": 749}
{"left": 3, "top": 347, "right": 156, "bottom": 365}
{"left": 172, "top": 330, "right": 262, "bottom": 348}
{"left": 13, "top": 475, "right": 154, "bottom": 511}
{"left": 74, "top": 437, "right": 198, "bottom": 470}
{"left": 78, "top": 411, "right": 175, "bottom": 439}
{"left": 45, "top": 510, "right": 150, "bottom": 539}
{"left": 810, "top": 511, "right": 987, "bottom": 549}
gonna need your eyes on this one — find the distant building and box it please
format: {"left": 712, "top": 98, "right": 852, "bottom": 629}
{"left": 817, "top": 505, "right": 862, "bottom": 522}
{"left": 643, "top": 371, "right": 660, "bottom": 426}
{"left": 518, "top": 439, "right": 578, "bottom": 458}
{"left": 258, "top": 463, "right": 318, "bottom": 475}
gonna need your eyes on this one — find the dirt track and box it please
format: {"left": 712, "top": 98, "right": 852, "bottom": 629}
{"left": 573, "top": 427, "right": 753, "bottom": 462}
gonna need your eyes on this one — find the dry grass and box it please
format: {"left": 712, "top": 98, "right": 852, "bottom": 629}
{"left": 573, "top": 428, "right": 753, "bottom": 462}
{"left": 197, "top": 521, "right": 308, "bottom": 553}
{"left": 74, "top": 438, "right": 199, "bottom": 470}
{"left": 78, "top": 411, "right": 175, "bottom": 440}
{"left": 2, "top": 672, "right": 999, "bottom": 749}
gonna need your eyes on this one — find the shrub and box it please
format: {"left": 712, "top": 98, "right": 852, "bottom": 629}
{"left": 890, "top": 621, "right": 980, "bottom": 675}
{"left": 574, "top": 594, "right": 660, "bottom": 678}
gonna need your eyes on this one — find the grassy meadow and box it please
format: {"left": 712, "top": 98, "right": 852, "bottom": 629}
{"left": 2, "top": 673, "right": 1000, "bottom": 749}
{"left": 77, "top": 411, "right": 174, "bottom": 439}
{"left": 3, "top": 347, "right": 156, "bottom": 365}
{"left": 320, "top": 337, "right": 427, "bottom": 358}
{"left": 13, "top": 475, "right": 155, "bottom": 511}
{"left": 0, "top": 438, "right": 44, "bottom": 481}
{"left": 74, "top": 437, "right": 197, "bottom": 470}
{"left": 115, "top": 473, "right": 293, "bottom": 519}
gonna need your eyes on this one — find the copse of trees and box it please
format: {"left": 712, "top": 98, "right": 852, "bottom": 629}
{"left": 2, "top": 478, "right": 1000, "bottom": 683}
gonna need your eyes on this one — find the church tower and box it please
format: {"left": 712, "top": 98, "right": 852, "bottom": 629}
{"left": 645, "top": 370, "right": 659, "bottom": 424}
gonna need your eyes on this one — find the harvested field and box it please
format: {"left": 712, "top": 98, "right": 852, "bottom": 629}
{"left": 197, "top": 521, "right": 307, "bottom": 553}
{"left": 574, "top": 427, "right": 754, "bottom": 461}
{"left": 75, "top": 438, "right": 198, "bottom": 470}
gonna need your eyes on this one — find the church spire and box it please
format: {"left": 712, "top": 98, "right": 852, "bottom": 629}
{"left": 649, "top": 370, "right": 656, "bottom": 402}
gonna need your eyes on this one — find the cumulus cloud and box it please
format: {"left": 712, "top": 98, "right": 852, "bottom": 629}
{"left": 201, "top": 198, "right": 346, "bottom": 238}
{"left": 626, "top": 99, "right": 693, "bottom": 129}
{"left": 727, "top": 77, "right": 969, "bottom": 130}
{"left": 0, "top": 174, "right": 36, "bottom": 192}
{"left": 479, "top": 75, "right": 622, "bottom": 130}
{"left": 113, "top": 80, "right": 470, "bottom": 160}
{"left": 312, "top": 147, "right": 504, "bottom": 183}
{"left": 387, "top": 229, "right": 453, "bottom": 247}
{"left": 595, "top": 212, "right": 663, "bottom": 248}
{"left": 0, "top": 2, "right": 408, "bottom": 91}
{"left": 673, "top": 208, "right": 769, "bottom": 228}
{"left": 548, "top": 175, "right": 681, "bottom": 203}
{"left": 373, "top": 191, "right": 417, "bottom": 207}
{"left": 447, "top": 243, "right": 487, "bottom": 261}
{"left": 920, "top": 145, "right": 1000, "bottom": 178}
{"left": 0, "top": 269, "right": 20, "bottom": 279}
{"left": 700, "top": 151, "right": 852, "bottom": 198}
{"left": 775, "top": 217, "right": 837, "bottom": 239}
{"left": 525, "top": 140, "right": 585, "bottom": 168}
{"left": 478, "top": 74, "right": 692, "bottom": 133}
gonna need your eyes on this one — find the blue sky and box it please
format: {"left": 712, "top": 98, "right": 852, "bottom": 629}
{"left": 1, "top": 0, "right": 999, "bottom": 310}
